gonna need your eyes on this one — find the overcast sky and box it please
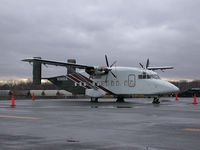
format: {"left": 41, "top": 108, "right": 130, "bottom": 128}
{"left": 0, "top": 0, "right": 200, "bottom": 81}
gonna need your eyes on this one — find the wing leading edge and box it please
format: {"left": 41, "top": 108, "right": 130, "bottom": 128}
{"left": 22, "top": 58, "right": 174, "bottom": 71}
{"left": 147, "top": 66, "right": 174, "bottom": 71}
{"left": 22, "top": 58, "right": 94, "bottom": 70}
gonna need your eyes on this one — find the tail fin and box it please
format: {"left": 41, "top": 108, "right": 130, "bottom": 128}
{"left": 43, "top": 76, "right": 85, "bottom": 95}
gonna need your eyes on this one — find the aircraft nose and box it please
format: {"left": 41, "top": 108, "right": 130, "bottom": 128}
{"left": 157, "top": 81, "right": 180, "bottom": 94}
{"left": 172, "top": 85, "right": 180, "bottom": 93}
{"left": 167, "top": 83, "right": 180, "bottom": 93}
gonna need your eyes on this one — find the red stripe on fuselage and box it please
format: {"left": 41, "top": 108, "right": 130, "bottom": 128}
{"left": 67, "top": 74, "right": 91, "bottom": 89}
{"left": 71, "top": 74, "right": 91, "bottom": 89}
{"left": 78, "top": 73, "right": 116, "bottom": 95}
{"left": 78, "top": 73, "right": 93, "bottom": 83}
{"left": 67, "top": 74, "right": 81, "bottom": 83}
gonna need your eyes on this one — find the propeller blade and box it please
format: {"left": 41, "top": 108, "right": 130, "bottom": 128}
{"left": 146, "top": 58, "right": 150, "bottom": 69}
{"left": 105, "top": 55, "right": 109, "bottom": 67}
{"left": 139, "top": 63, "right": 144, "bottom": 69}
{"left": 110, "top": 61, "right": 117, "bottom": 67}
{"left": 111, "top": 71, "right": 117, "bottom": 78}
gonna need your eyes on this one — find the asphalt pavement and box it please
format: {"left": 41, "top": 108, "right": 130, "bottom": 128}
{"left": 0, "top": 98, "right": 200, "bottom": 150}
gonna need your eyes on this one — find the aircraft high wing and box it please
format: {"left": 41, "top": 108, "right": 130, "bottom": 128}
{"left": 22, "top": 58, "right": 94, "bottom": 69}
{"left": 22, "top": 56, "right": 117, "bottom": 78}
{"left": 147, "top": 66, "right": 174, "bottom": 71}
{"left": 139, "top": 58, "right": 174, "bottom": 71}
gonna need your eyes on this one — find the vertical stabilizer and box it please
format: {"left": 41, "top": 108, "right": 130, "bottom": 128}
{"left": 33, "top": 57, "right": 42, "bottom": 85}
{"left": 67, "top": 59, "right": 76, "bottom": 74}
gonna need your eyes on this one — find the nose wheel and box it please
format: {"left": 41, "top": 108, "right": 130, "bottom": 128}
{"left": 152, "top": 97, "right": 160, "bottom": 104}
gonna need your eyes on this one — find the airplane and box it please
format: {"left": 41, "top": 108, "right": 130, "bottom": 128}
{"left": 22, "top": 55, "right": 179, "bottom": 104}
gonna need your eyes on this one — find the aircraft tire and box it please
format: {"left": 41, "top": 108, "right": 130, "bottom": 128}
{"left": 91, "top": 97, "right": 98, "bottom": 103}
{"left": 152, "top": 97, "right": 160, "bottom": 104}
{"left": 116, "top": 97, "right": 125, "bottom": 103}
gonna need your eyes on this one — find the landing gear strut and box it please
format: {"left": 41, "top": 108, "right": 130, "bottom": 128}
{"left": 152, "top": 97, "right": 160, "bottom": 104}
{"left": 116, "top": 97, "right": 125, "bottom": 103}
{"left": 91, "top": 97, "right": 98, "bottom": 103}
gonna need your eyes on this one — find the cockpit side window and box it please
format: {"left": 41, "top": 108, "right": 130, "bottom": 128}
{"left": 147, "top": 75, "right": 151, "bottom": 79}
{"left": 138, "top": 72, "right": 160, "bottom": 80}
{"left": 151, "top": 74, "right": 160, "bottom": 79}
{"left": 138, "top": 75, "right": 143, "bottom": 79}
{"left": 142, "top": 74, "right": 146, "bottom": 79}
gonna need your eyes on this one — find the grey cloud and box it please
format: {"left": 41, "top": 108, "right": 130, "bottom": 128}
{"left": 0, "top": 0, "right": 200, "bottom": 80}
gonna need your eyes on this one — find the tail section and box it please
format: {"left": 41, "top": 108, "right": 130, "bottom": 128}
{"left": 43, "top": 76, "right": 85, "bottom": 95}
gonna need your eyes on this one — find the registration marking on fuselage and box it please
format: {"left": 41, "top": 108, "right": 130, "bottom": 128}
{"left": 0, "top": 115, "right": 41, "bottom": 120}
{"left": 183, "top": 128, "right": 200, "bottom": 132}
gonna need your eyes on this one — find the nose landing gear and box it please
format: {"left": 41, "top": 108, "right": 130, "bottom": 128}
{"left": 152, "top": 97, "right": 160, "bottom": 104}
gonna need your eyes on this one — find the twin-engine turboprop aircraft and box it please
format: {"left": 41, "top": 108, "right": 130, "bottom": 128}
{"left": 22, "top": 55, "right": 179, "bottom": 103}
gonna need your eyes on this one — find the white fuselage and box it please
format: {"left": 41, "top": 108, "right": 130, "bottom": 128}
{"left": 75, "top": 67, "right": 179, "bottom": 97}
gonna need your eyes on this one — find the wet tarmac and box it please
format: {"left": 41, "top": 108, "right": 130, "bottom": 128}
{"left": 0, "top": 98, "right": 200, "bottom": 150}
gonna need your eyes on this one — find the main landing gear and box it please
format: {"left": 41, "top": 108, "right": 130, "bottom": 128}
{"left": 116, "top": 97, "right": 125, "bottom": 103}
{"left": 90, "top": 97, "right": 98, "bottom": 103}
{"left": 152, "top": 97, "right": 160, "bottom": 104}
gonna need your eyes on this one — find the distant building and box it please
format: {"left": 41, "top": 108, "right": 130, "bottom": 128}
{"left": 178, "top": 88, "right": 200, "bottom": 97}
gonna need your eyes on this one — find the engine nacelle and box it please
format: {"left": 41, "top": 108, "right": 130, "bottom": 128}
{"left": 85, "top": 89, "right": 106, "bottom": 98}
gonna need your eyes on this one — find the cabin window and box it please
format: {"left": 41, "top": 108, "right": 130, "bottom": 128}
{"left": 111, "top": 81, "right": 115, "bottom": 86}
{"left": 116, "top": 81, "right": 120, "bottom": 86}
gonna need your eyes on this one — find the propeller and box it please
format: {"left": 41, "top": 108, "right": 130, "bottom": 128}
{"left": 110, "top": 60, "right": 117, "bottom": 68}
{"left": 104, "top": 55, "right": 117, "bottom": 82}
{"left": 105, "top": 55, "right": 109, "bottom": 67}
{"left": 139, "top": 63, "right": 144, "bottom": 69}
{"left": 139, "top": 58, "right": 150, "bottom": 69}
{"left": 146, "top": 58, "right": 150, "bottom": 69}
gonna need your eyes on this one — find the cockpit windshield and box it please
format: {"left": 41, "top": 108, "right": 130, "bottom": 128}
{"left": 151, "top": 74, "right": 160, "bottom": 79}
{"left": 138, "top": 72, "right": 160, "bottom": 80}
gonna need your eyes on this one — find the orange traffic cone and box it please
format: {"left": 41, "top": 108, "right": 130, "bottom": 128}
{"left": 11, "top": 95, "right": 15, "bottom": 107}
{"left": 194, "top": 93, "right": 197, "bottom": 104}
{"left": 32, "top": 92, "right": 35, "bottom": 101}
{"left": 176, "top": 93, "right": 178, "bottom": 101}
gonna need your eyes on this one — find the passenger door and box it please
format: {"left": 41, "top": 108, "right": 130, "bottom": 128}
{"left": 128, "top": 74, "right": 135, "bottom": 87}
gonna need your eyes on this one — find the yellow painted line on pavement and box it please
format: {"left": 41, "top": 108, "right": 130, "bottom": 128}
{"left": 0, "top": 115, "right": 41, "bottom": 120}
{"left": 183, "top": 128, "right": 200, "bottom": 132}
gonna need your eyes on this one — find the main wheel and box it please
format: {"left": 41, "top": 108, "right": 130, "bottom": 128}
{"left": 91, "top": 97, "right": 98, "bottom": 103}
{"left": 116, "top": 97, "right": 125, "bottom": 103}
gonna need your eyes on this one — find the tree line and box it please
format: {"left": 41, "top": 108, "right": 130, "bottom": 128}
{"left": 0, "top": 79, "right": 200, "bottom": 92}
{"left": 0, "top": 80, "right": 59, "bottom": 90}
